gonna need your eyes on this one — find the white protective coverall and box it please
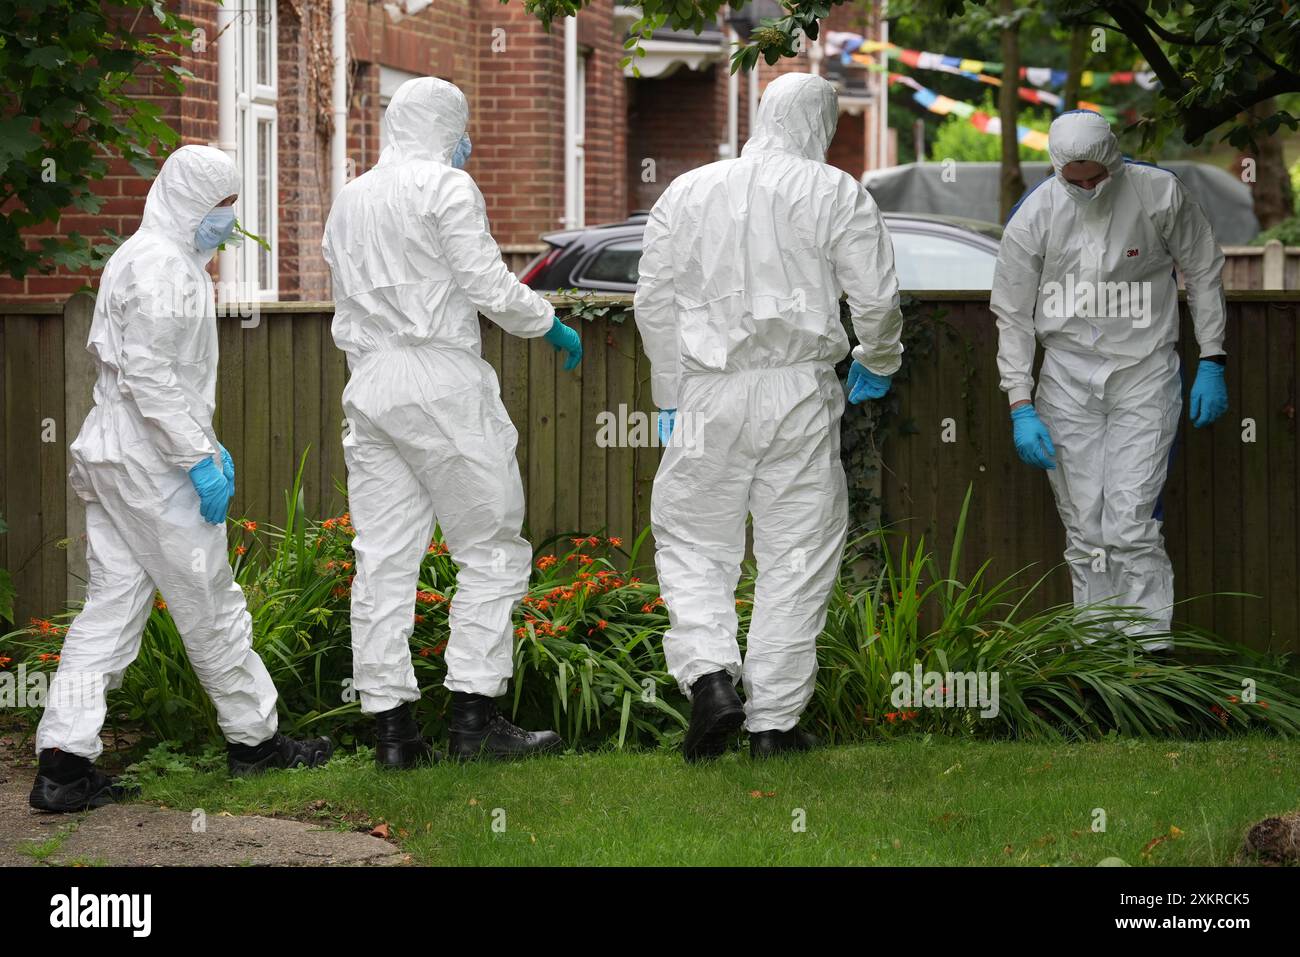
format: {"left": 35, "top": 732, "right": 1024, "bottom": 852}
{"left": 635, "top": 72, "right": 904, "bottom": 732}
{"left": 321, "top": 77, "right": 555, "bottom": 713}
{"left": 37, "top": 145, "right": 279, "bottom": 760}
{"left": 992, "top": 110, "right": 1227, "bottom": 645}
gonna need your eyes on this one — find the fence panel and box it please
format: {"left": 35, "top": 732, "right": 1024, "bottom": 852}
{"left": 3, "top": 294, "right": 1296, "bottom": 653}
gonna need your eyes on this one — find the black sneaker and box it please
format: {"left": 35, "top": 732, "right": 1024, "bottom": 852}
{"left": 682, "top": 671, "right": 745, "bottom": 763}
{"left": 447, "top": 692, "right": 563, "bottom": 760}
{"left": 227, "top": 732, "right": 334, "bottom": 778}
{"left": 29, "top": 749, "right": 140, "bottom": 813}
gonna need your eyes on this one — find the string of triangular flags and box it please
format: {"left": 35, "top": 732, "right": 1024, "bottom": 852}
{"left": 891, "top": 73, "right": 1052, "bottom": 152}
{"left": 825, "top": 32, "right": 1159, "bottom": 91}
{"left": 862, "top": 57, "right": 1117, "bottom": 121}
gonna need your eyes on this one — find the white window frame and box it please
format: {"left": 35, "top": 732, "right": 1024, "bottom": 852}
{"left": 575, "top": 52, "right": 587, "bottom": 228}
{"left": 235, "top": 0, "right": 278, "bottom": 299}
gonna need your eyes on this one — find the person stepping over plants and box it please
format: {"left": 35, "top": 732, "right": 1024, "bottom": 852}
{"left": 322, "top": 78, "right": 575, "bottom": 765}
{"left": 31, "top": 146, "right": 333, "bottom": 814}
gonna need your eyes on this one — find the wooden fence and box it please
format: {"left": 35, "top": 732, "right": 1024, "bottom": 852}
{"left": 2, "top": 292, "right": 1298, "bottom": 653}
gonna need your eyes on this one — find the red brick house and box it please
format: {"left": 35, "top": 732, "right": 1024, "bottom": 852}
{"left": 1, "top": 0, "right": 890, "bottom": 303}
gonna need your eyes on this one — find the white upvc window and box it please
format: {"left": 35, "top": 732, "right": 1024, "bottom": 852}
{"left": 234, "top": 0, "right": 278, "bottom": 299}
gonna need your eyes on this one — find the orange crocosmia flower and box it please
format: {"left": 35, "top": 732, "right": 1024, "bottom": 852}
{"left": 154, "top": 596, "right": 168, "bottom": 611}
{"left": 536, "top": 555, "right": 557, "bottom": 570}
{"left": 418, "top": 647, "right": 433, "bottom": 657}
{"left": 596, "top": 619, "right": 608, "bottom": 630}
{"left": 570, "top": 537, "right": 586, "bottom": 547}
{"left": 0, "top": 656, "right": 11, "bottom": 669}
{"left": 414, "top": 614, "right": 425, "bottom": 624}
{"left": 1227, "top": 695, "right": 1239, "bottom": 703}
{"left": 38, "top": 653, "right": 60, "bottom": 663}
{"left": 235, "top": 545, "right": 248, "bottom": 555}
{"left": 578, "top": 554, "right": 594, "bottom": 565}
{"left": 884, "top": 712, "right": 899, "bottom": 723}
{"left": 241, "top": 520, "right": 258, "bottom": 531}
{"left": 536, "top": 599, "right": 551, "bottom": 611}
{"left": 433, "top": 641, "right": 447, "bottom": 655}
{"left": 515, "top": 627, "right": 527, "bottom": 638}
{"left": 556, "top": 625, "right": 568, "bottom": 634}
{"left": 607, "top": 537, "right": 622, "bottom": 547}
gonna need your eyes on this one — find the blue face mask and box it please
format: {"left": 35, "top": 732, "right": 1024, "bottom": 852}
{"left": 452, "top": 134, "right": 472, "bottom": 170}
{"left": 195, "top": 206, "right": 238, "bottom": 253}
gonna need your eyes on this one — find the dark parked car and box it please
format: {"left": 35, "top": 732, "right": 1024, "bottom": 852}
{"left": 519, "top": 211, "right": 1003, "bottom": 293}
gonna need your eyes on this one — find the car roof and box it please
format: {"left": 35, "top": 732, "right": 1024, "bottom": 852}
{"left": 541, "top": 211, "right": 1002, "bottom": 247}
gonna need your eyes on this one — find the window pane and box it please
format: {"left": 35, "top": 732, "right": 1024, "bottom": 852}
{"left": 257, "top": 118, "right": 272, "bottom": 289}
{"left": 257, "top": 0, "right": 272, "bottom": 87}
{"left": 580, "top": 239, "right": 640, "bottom": 285}
{"left": 889, "top": 231, "right": 996, "bottom": 290}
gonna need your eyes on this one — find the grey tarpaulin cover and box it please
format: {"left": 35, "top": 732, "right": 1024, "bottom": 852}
{"left": 862, "top": 161, "right": 1260, "bottom": 244}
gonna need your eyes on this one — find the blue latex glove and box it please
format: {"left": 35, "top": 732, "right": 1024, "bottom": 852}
{"left": 189, "top": 457, "right": 232, "bottom": 525}
{"left": 1188, "top": 359, "right": 1227, "bottom": 428}
{"left": 658, "top": 408, "right": 677, "bottom": 445}
{"left": 543, "top": 319, "right": 583, "bottom": 371}
{"left": 1010, "top": 404, "right": 1056, "bottom": 470}
{"left": 219, "top": 443, "right": 235, "bottom": 498}
{"left": 847, "top": 360, "right": 892, "bottom": 403}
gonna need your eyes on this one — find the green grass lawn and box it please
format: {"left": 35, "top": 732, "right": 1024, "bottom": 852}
{"left": 135, "top": 736, "right": 1299, "bottom": 866}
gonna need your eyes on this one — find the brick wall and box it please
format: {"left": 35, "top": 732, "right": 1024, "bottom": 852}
{"left": 627, "top": 64, "right": 728, "bottom": 212}
{"left": 277, "top": 0, "right": 330, "bottom": 300}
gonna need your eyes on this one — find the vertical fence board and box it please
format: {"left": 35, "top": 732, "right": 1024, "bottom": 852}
{"left": 579, "top": 316, "right": 609, "bottom": 536}
{"left": 292, "top": 315, "right": 323, "bottom": 518}
{"left": 241, "top": 311, "right": 272, "bottom": 525}
{"left": 1266, "top": 301, "right": 1299, "bottom": 648}
{"left": 527, "top": 335, "right": 557, "bottom": 545}
{"left": 38, "top": 315, "right": 65, "bottom": 616}
{"left": 604, "top": 318, "right": 636, "bottom": 556}
{"left": 217, "top": 315, "right": 246, "bottom": 521}
{"left": 554, "top": 322, "right": 584, "bottom": 538}
{"left": 1238, "top": 302, "right": 1271, "bottom": 647}
{"left": 1211, "top": 313, "right": 1246, "bottom": 640}
{"left": 5, "top": 315, "right": 44, "bottom": 622}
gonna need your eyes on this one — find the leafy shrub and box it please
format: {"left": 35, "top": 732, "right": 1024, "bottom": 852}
{"left": 4, "top": 471, "right": 1297, "bottom": 752}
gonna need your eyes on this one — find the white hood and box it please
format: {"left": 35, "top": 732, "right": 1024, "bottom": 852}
{"left": 138, "top": 145, "right": 240, "bottom": 255}
{"left": 1047, "top": 109, "right": 1124, "bottom": 189}
{"left": 741, "top": 72, "right": 839, "bottom": 162}
{"left": 377, "top": 76, "right": 468, "bottom": 168}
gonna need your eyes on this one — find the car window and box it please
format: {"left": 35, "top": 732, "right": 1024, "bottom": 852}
{"left": 577, "top": 239, "right": 642, "bottom": 286}
{"left": 889, "top": 230, "right": 996, "bottom": 290}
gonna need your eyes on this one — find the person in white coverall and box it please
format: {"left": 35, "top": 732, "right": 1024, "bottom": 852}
{"left": 635, "top": 72, "right": 904, "bottom": 761}
{"left": 31, "top": 146, "right": 334, "bottom": 813}
{"left": 322, "top": 77, "right": 580, "bottom": 766}
{"left": 992, "top": 110, "right": 1229, "bottom": 652}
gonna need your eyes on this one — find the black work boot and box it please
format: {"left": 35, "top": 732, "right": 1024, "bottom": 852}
{"left": 227, "top": 732, "right": 334, "bottom": 778}
{"left": 750, "top": 727, "right": 820, "bottom": 759}
{"left": 375, "top": 703, "right": 439, "bottom": 769}
{"left": 29, "top": 749, "right": 140, "bottom": 813}
{"left": 447, "top": 692, "right": 563, "bottom": 761}
{"left": 682, "top": 671, "right": 745, "bottom": 763}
